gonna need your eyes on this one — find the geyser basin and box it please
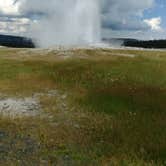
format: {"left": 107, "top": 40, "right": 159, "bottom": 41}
{"left": 31, "top": 0, "right": 101, "bottom": 47}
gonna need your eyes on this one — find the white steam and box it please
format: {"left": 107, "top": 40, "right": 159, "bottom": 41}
{"left": 20, "top": 0, "right": 101, "bottom": 47}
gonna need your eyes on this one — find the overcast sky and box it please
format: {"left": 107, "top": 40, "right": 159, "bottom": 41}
{"left": 0, "top": 0, "right": 165, "bottom": 39}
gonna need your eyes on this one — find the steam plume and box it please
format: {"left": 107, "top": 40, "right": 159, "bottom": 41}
{"left": 20, "top": 0, "right": 101, "bottom": 47}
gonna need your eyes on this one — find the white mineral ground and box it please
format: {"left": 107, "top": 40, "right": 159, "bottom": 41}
{"left": 0, "top": 90, "right": 68, "bottom": 118}
{"left": 0, "top": 97, "right": 40, "bottom": 118}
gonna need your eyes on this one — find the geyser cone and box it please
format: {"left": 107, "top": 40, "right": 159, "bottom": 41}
{"left": 29, "top": 0, "right": 101, "bottom": 47}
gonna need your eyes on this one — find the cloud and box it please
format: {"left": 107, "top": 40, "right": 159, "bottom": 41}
{"left": 0, "top": 0, "right": 29, "bottom": 35}
{"left": 0, "top": 0, "right": 165, "bottom": 40}
{"left": 0, "top": 0, "right": 20, "bottom": 15}
{"left": 102, "top": 0, "right": 155, "bottom": 31}
{"left": 144, "top": 17, "right": 162, "bottom": 31}
{"left": 18, "top": 0, "right": 156, "bottom": 32}
{"left": 0, "top": 17, "right": 30, "bottom": 34}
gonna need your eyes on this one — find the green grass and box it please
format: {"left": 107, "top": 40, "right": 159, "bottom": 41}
{"left": 0, "top": 48, "right": 166, "bottom": 165}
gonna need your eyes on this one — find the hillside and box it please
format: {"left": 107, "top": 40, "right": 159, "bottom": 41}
{"left": 0, "top": 34, "right": 35, "bottom": 48}
{"left": 103, "top": 38, "right": 166, "bottom": 49}
{"left": 124, "top": 39, "right": 166, "bottom": 49}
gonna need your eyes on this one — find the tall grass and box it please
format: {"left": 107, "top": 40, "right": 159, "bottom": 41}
{"left": 0, "top": 48, "right": 166, "bottom": 165}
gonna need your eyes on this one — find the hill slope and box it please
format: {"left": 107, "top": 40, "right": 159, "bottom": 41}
{"left": 0, "top": 34, "right": 35, "bottom": 48}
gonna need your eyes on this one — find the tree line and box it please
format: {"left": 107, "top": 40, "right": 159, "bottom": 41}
{"left": 124, "top": 39, "right": 166, "bottom": 49}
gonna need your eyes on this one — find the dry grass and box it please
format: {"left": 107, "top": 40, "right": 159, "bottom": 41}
{"left": 0, "top": 48, "right": 166, "bottom": 165}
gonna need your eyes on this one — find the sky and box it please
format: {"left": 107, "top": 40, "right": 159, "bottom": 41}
{"left": 0, "top": 0, "right": 165, "bottom": 40}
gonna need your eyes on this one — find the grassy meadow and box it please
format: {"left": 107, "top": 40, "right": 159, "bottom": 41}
{"left": 0, "top": 48, "right": 166, "bottom": 165}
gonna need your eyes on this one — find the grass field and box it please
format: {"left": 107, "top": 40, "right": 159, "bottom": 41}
{"left": 0, "top": 47, "right": 166, "bottom": 165}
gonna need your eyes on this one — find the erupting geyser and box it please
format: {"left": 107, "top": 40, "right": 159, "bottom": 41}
{"left": 30, "top": 0, "right": 101, "bottom": 47}
{"left": 74, "top": 0, "right": 101, "bottom": 44}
